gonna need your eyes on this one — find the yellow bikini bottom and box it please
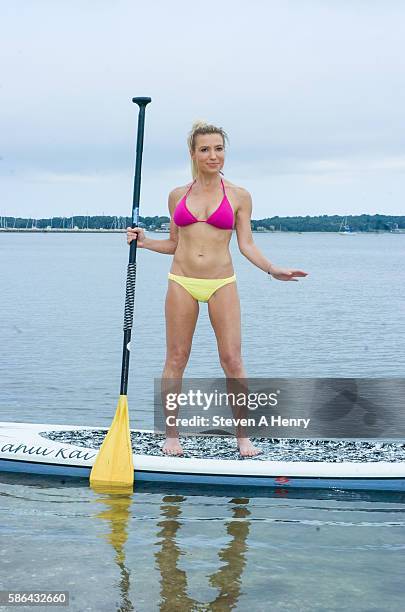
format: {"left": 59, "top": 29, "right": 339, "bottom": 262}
{"left": 168, "top": 273, "right": 237, "bottom": 302}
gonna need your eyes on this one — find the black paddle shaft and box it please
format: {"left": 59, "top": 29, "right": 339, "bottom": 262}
{"left": 120, "top": 96, "right": 151, "bottom": 395}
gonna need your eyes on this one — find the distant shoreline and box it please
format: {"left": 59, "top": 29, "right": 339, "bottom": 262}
{"left": 1, "top": 228, "right": 404, "bottom": 234}
{"left": 1, "top": 214, "right": 404, "bottom": 233}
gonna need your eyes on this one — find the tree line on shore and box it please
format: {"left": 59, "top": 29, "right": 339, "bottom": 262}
{"left": 1, "top": 214, "right": 404, "bottom": 232}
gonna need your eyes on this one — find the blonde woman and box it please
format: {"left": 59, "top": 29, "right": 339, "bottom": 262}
{"left": 127, "top": 121, "right": 307, "bottom": 456}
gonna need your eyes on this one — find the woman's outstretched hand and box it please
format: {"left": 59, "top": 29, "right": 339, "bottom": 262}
{"left": 126, "top": 226, "right": 146, "bottom": 247}
{"left": 269, "top": 266, "right": 308, "bottom": 281}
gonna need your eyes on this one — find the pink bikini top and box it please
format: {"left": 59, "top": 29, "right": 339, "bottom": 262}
{"left": 173, "top": 178, "right": 234, "bottom": 230}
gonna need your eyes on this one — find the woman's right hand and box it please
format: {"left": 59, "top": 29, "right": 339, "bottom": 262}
{"left": 126, "top": 226, "right": 147, "bottom": 247}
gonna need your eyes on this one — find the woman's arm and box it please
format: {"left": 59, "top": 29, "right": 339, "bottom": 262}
{"left": 126, "top": 189, "right": 179, "bottom": 255}
{"left": 235, "top": 189, "right": 274, "bottom": 273}
{"left": 235, "top": 189, "right": 308, "bottom": 281}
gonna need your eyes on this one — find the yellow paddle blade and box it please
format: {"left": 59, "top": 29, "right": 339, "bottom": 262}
{"left": 90, "top": 395, "right": 134, "bottom": 487}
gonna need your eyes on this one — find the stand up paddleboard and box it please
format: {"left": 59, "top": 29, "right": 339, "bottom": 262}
{"left": 1, "top": 422, "right": 405, "bottom": 491}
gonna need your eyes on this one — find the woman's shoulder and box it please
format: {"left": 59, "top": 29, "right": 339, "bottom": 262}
{"left": 169, "top": 183, "right": 193, "bottom": 200}
{"left": 223, "top": 179, "right": 251, "bottom": 206}
{"left": 223, "top": 178, "right": 250, "bottom": 194}
{"left": 168, "top": 183, "right": 192, "bottom": 214}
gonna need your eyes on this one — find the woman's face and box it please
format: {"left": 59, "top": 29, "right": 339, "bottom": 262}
{"left": 191, "top": 133, "right": 225, "bottom": 175}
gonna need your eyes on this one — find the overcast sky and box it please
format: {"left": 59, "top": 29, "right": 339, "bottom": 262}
{"left": 1, "top": 0, "right": 404, "bottom": 219}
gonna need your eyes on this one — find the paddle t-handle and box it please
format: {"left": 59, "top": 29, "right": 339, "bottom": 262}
{"left": 130, "top": 96, "right": 152, "bottom": 235}
{"left": 120, "top": 96, "right": 152, "bottom": 395}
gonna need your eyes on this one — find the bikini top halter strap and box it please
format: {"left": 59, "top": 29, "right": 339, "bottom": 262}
{"left": 185, "top": 177, "right": 225, "bottom": 199}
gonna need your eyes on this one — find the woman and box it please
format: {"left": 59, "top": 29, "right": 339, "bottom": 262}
{"left": 127, "top": 121, "right": 307, "bottom": 456}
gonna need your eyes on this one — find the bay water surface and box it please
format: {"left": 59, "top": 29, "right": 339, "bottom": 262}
{"left": 1, "top": 232, "right": 404, "bottom": 611}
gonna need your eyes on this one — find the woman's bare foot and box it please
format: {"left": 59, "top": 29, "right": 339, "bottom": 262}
{"left": 237, "top": 438, "right": 262, "bottom": 457}
{"left": 162, "top": 437, "right": 184, "bottom": 456}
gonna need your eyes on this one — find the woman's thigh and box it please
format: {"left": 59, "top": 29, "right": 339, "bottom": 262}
{"left": 165, "top": 280, "right": 199, "bottom": 357}
{"left": 207, "top": 282, "right": 242, "bottom": 360}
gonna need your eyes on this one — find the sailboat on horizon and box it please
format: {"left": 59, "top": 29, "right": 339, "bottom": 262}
{"left": 339, "top": 216, "right": 357, "bottom": 235}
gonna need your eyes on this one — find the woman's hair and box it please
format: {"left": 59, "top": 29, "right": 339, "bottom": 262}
{"left": 187, "top": 120, "right": 229, "bottom": 179}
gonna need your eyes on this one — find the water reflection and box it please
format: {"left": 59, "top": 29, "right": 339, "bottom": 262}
{"left": 155, "top": 495, "right": 194, "bottom": 610}
{"left": 88, "top": 481, "right": 405, "bottom": 610}
{"left": 207, "top": 498, "right": 250, "bottom": 610}
{"left": 156, "top": 494, "right": 251, "bottom": 611}
{"left": 92, "top": 487, "right": 253, "bottom": 611}
{"left": 3, "top": 473, "right": 401, "bottom": 610}
{"left": 93, "top": 484, "right": 135, "bottom": 612}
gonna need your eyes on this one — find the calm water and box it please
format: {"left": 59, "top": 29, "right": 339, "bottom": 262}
{"left": 1, "top": 232, "right": 405, "bottom": 611}
{"left": 0, "top": 475, "right": 405, "bottom": 612}
{"left": 1, "top": 232, "right": 404, "bottom": 427}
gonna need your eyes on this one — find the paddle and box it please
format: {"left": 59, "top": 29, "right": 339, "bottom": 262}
{"left": 90, "top": 96, "right": 152, "bottom": 487}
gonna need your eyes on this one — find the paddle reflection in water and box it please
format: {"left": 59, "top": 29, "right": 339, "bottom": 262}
{"left": 156, "top": 494, "right": 251, "bottom": 611}
{"left": 92, "top": 484, "right": 135, "bottom": 612}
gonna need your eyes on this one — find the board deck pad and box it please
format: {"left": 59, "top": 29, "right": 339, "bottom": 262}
{"left": 2, "top": 423, "right": 405, "bottom": 491}
{"left": 43, "top": 429, "right": 405, "bottom": 463}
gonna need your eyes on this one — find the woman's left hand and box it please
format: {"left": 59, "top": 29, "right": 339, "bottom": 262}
{"left": 269, "top": 266, "right": 308, "bottom": 281}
